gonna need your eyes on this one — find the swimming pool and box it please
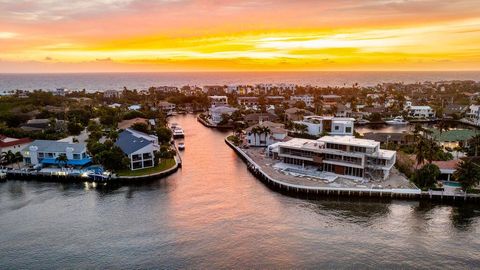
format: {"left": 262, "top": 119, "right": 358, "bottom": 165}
{"left": 443, "top": 181, "right": 461, "bottom": 187}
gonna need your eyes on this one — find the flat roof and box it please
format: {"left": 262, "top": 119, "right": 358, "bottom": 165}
{"left": 318, "top": 136, "right": 380, "bottom": 148}
{"left": 303, "top": 116, "right": 355, "bottom": 121}
{"left": 279, "top": 138, "right": 324, "bottom": 151}
{"left": 377, "top": 149, "right": 396, "bottom": 159}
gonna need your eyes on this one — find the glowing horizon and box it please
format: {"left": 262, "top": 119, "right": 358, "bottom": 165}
{"left": 1, "top": 0, "right": 480, "bottom": 73}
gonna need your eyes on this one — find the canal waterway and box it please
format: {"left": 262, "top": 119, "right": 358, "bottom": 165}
{"left": 1, "top": 114, "right": 479, "bottom": 269}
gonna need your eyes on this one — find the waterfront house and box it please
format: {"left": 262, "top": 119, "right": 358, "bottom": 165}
{"left": 21, "top": 140, "right": 92, "bottom": 167}
{"left": 157, "top": 101, "right": 176, "bottom": 115}
{"left": 275, "top": 136, "right": 396, "bottom": 181}
{"left": 294, "top": 116, "right": 354, "bottom": 137}
{"left": 404, "top": 102, "right": 435, "bottom": 118}
{"left": 208, "top": 95, "right": 228, "bottom": 108}
{"left": 245, "top": 121, "right": 288, "bottom": 147}
{"left": 209, "top": 106, "right": 238, "bottom": 125}
{"left": 0, "top": 135, "right": 32, "bottom": 154}
{"left": 363, "top": 132, "right": 414, "bottom": 147}
{"left": 115, "top": 129, "right": 157, "bottom": 170}
{"left": 443, "top": 104, "right": 468, "bottom": 118}
{"left": 466, "top": 105, "right": 480, "bottom": 126}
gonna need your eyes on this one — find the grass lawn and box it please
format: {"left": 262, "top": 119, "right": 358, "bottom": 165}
{"left": 117, "top": 158, "right": 176, "bottom": 177}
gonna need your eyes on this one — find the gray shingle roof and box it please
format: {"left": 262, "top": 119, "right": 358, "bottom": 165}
{"left": 23, "top": 140, "right": 86, "bottom": 153}
{"left": 115, "top": 130, "right": 152, "bottom": 155}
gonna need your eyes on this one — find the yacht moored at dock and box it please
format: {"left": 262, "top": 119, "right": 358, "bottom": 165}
{"left": 385, "top": 116, "right": 409, "bottom": 125}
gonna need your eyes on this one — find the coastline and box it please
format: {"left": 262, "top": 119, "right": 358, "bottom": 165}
{"left": 4, "top": 154, "right": 181, "bottom": 184}
{"left": 225, "top": 136, "right": 480, "bottom": 203}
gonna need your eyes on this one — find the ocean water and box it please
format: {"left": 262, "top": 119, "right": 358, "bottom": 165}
{"left": 0, "top": 71, "right": 479, "bottom": 91}
{"left": 1, "top": 114, "right": 479, "bottom": 269}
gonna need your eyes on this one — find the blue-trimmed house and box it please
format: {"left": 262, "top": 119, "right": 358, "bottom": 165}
{"left": 21, "top": 140, "right": 92, "bottom": 167}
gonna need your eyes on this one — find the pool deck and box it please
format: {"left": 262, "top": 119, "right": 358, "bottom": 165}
{"left": 225, "top": 137, "right": 480, "bottom": 202}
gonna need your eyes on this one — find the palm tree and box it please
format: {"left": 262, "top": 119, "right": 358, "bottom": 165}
{"left": 55, "top": 154, "right": 68, "bottom": 168}
{"left": 261, "top": 126, "right": 271, "bottom": 145}
{"left": 454, "top": 160, "right": 480, "bottom": 191}
{"left": 1, "top": 150, "right": 16, "bottom": 167}
{"left": 250, "top": 126, "right": 260, "bottom": 146}
{"left": 414, "top": 138, "right": 427, "bottom": 168}
{"left": 14, "top": 152, "right": 23, "bottom": 169}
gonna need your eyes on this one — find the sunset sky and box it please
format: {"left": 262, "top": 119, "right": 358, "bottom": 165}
{"left": 1, "top": 0, "right": 480, "bottom": 72}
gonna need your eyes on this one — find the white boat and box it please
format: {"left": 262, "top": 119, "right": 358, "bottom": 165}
{"left": 355, "top": 119, "right": 370, "bottom": 125}
{"left": 173, "top": 127, "right": 185, "bottom": 138}
{"left": 385, "top": 116, "right": 409, "bottom": 125}
{"left": 177, "top": 142, "right": 185, "bottom": 150}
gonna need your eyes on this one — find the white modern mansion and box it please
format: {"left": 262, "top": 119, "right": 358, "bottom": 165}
{"left": 467, "top": 105, "right": 480, "bottom": 126}
{"left": 270, "top": 136, "right": 396, "bottom": 181}
{"left": 294, "top": 116, "right": 354, "bottom": 136}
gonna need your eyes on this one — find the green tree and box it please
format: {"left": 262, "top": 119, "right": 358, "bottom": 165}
{"left": 1, "top": 150, "right": 16, "bottom": 166}
{"left": 156, "top": 127, "right": 173, "bottom": 144}
{"left": 67, "top": 122, "right": 83, "bottom": 135}
{"left": 130, "top": 122, "right": 149, "bottom": 134}
{"left": 412, "top": 163, "right": 440, "bottom": 189}
{"left": 454, "top": 160, "right": 480, "bottom": 191}
{"left": 55, "top": 154, "right": 68, "bottom": 168}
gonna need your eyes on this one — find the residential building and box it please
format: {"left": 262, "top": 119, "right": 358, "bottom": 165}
{"left": 0, "top": 135, "right": 32, "bottom": 154}
{"left": 115, "top": 129, "right": 157, "bottom": 170}
{"left": 238, "top": 97, "right": 259, "bottom": 107}
{"left": 154, "top": 86, "right": 178, "bottom": 93}
{"left": 21, "top": 140, "right": 92, "bottom": 167}
{"left": 104, "top": 90, "right": 121, "bottom": 98}
{"left": 244, "top": 113, "right": 278, "bottom": 126}
{"left": 209, "top": 106, "right": 238, "bottom": 125}
{"left": 208, "top": 95, "right": 228, "bottom": 108}
{"left": 53, "top": 88, "right": 67, "bottom": 96}
{"left": 157, "top": 101, "right": 176, "bottom": 115}
{"left": 265, "top": 96, "right": 285, "bottom": 105}
{"left": 291, "top": 95, "right": 314, "bottom": 107}
{"left": 335, "top": 104, "right": 353, "bottom": 117}
{"left": 20, "top": 119, "right": 67, "bottom": 133}
{"left": 275, "top": 136, "right": 396, "bottom": 181}
{"left": 404, "top": 102, "right": 435, "bottom": 118}
{"left": 321, "top": 94, "right": 341, "bottom": 104}
{"left": 363, "top": 132, "right": 414, "bottom": 146}
{"left": 203, "top": 85, "right": 225, "bottom": 95}
{"left": 294, "top": 116, "right": 354, "bottom": 136}
{"left": 285, "top": 108, "right": 314, "bottom": 121}
{"left": 245, "top": 121, "right": 288, "bottom": 147}
{"left": 467, "top": 105, "right": 480, "bottom": 126}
